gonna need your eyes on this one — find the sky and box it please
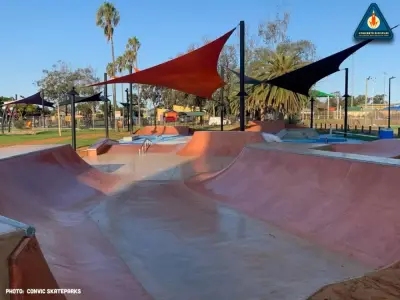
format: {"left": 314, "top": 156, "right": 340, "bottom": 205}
{"left": 0, "top": 0, "right": 399, "bottom": 104}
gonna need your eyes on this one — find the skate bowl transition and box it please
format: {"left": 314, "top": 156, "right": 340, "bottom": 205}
{"left": 321, "top": 139, "right": 400, "bottom": 158}
{"left": 1, "top": 130, "right": 400, "bottom": 299}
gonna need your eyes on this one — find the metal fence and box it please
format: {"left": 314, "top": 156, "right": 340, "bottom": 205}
{"left": 302, "top": 109, "right": 400, "bottom": 127}
{"left": 4, "top": 114, "right": 239, "bottom": 132}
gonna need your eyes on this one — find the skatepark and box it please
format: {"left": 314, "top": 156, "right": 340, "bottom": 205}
{"left": 1, "top": 125, "right": 400, "bottom": 300}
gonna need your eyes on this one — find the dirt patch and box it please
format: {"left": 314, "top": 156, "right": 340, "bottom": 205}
{"left": 309, "top": 261, "right": 400, "bottom": 299}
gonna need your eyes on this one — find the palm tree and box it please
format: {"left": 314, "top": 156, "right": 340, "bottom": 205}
{"left": 96, "top": 2, "right": 120, "bottom": 131}
{"left": 106, "top": 62, "right": 115, "bottom": 120}
{"left": 248, "top": 51, "right": 308, "bottom": 120}
{"left": 124, "top": 37, "right": 141, "bottom": 125}
{"left": 116, "top": 55, "right": 127, "bottom": 103}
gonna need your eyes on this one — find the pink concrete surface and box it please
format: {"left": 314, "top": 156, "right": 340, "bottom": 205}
{"left": 105, "top": 143, "right": 184, "bottom": 155}
{"left": 331, "top": 139, "right": 400, "bottom": 158}
{"left": 135, "top": 125, "right": 190, "bottom": 135}
{"left": 177, "top": 131, "right": 265, "bottom": 156}
{"left": 246, "top": 120, "right": 286, "bottom": 133}
{"left": 0, "top": 145, "right": 152, "bottom": 300}
{"left": 187, "top": 146, "right": 400, "bottom": 268}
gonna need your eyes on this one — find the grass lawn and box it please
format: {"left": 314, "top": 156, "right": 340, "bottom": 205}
{"left": 0, "top": 129, "right": 130, "bottom": 149}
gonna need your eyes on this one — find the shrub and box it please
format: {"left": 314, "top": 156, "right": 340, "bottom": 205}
{"left": 14, "top": 120, "right": 26, "bottom": 129}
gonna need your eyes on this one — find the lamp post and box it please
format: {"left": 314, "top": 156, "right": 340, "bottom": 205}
{"left": 125, "top": 88, "right": 129, "bottom": 131}
{"left": 388, "top": 76, "right": 395, "bottom": 128}
{"left": 383, "top": 72, "right": 387, "bottom": 103}
{"left": 67, "top": 87, "right": 78, "bottom": 150}
{"left": 364, "top": 76, "right": 372, "bottom": 125}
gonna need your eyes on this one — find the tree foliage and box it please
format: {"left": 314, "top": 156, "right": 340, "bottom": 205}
{"left": 35, "top": 61, "right": 100, "bottom": 103}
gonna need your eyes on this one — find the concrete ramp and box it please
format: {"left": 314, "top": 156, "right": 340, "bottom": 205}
{"left": 329, "top": 139, "right": 400, "bottom": 158}
{"left": 177, "top": 131, "right": 264, "bottom": 156}
{"left": 276, "top": 128, "right": 320, "bottom": 140}
{"left": 188, "top": 146, "right": 400, "bottom": 268}
{"left": 0, "top": 145, "right": 152, "bottom": 300}
{"left": 105, "top": 144, "right": 185, "bottom": 155}
{"left": 135, "top": 125, "right": 189, "bottom": 135}
{"left": 246, "top": 120, "right": 285, "bottom": 133}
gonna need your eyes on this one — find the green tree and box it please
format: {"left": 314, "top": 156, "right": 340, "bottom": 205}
{"left": 115, "top": 55, "right": 127, "bottom": 108}
{"left": 248, "top": 52, "right": 309, "bottom": 118}
{"left": 35, "top": 61, "right": 100, "bottom": 135}
{"left": 373, "top": 94, "right": 385, "bottom": 104}
{"left": 96, "top": 2, "right": 120, "bottom": 131}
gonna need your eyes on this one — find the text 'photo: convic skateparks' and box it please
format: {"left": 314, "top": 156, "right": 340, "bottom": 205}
{"left": 1, "top": 1, "right": 400, "bottom": 299}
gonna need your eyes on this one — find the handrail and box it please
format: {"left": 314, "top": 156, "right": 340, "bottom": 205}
{"left": 138, "top": 138, "right": 153, "bottom": 155}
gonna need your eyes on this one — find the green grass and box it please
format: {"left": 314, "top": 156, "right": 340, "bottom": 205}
{"left": 0, "top": 129, "right": 130, "bottom": 148}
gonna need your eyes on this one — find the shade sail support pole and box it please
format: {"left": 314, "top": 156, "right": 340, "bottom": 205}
{"left": 67, "top": 87, "right": 78, "bottom": 151}
{"left": 129, "top": 66, "right": 133, "bottom": 133}
{"left": 344, "top": 68, "right": 349, "bottom": 138}
{"left": 104, "top": 73, "right": 109, "bottom": 138}
{"left": 310, "top": 97, "right": 314, "bottom": 128}
{"left": 239, "top": 20, "right": 246, "bottom": 131}
{"left": 220, "top": 65, "right": 225, "bottom": 131}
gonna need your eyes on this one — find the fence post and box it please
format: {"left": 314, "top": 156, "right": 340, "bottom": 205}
{"left": 361, "top": 125, "right": 364, "bottom": 133}
{"left": 355, "top": 125, "right": 357, "bottom": 132}
{"left": 335, "top": 124, "right": 338, "bottom": 130}
{"left": 320, "top": 123, "right": 322, "bottom": 129}
{"left": 368, "top": 126, "right": 371, "bottom": 134}
{"left": 324, "top": 123, "right": 326, "bottom": 129}
{"left": 341, "top": 124, "right": 343, "bottom": 130}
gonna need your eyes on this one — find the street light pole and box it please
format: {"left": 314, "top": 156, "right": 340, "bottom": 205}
{"left": 384, "top": 72, "right": 387, "bottom": 103}
{"left": 389, "top": 76, "right": 395, "bottom": 128}
{"left": 364, "top": 76, "right": 371, "bottom": 125}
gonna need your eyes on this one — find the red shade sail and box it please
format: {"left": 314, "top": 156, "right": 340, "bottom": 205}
{"left": 92, "top": 28, "right": 236, "bottom": 99}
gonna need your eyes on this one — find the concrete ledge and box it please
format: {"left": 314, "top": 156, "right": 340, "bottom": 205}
{"left": 87, "top": 139, "right": 118, "bottom": 157}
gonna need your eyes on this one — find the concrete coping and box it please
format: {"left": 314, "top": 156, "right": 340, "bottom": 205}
{"left": 0, "top": 216, "right": 35, "bottom": 237}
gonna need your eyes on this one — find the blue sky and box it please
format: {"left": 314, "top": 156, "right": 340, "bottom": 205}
{"left": 0, "top": 0, "right": 399, "bottom": 103}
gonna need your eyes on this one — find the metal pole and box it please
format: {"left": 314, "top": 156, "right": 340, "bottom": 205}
{"left": 389, "top": 79, "right": 391, "bottom": 128}
{"left": 389, "top": 76, "right": 395, "bottom": 128}
{"left": 129, "top": 66, "right": 133, "bottom": 133}
{"left": 239, "top": 20, "right": 246, "bottom": 131}
{"left": 220, "top": 65, "right": 225, "bottom": 131}
{"left": 125, "top": 88, "right": 129, "bottom": 131}
{"left": 310, "top": 97, "right": 314, "bottom": 128}
{"left": 104, "top": 73, "right": 109, "bottom": 138}
{"left": 344, "top": 68, "right": 349, "bottom": 138}
{"left": 70, "top": 87, "right": 77, "bottom": 150}
{"left": 41, "top": 90, "right": 45, "bottom": 128}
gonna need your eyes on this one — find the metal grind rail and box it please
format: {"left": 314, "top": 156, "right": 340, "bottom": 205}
{"left": 138, "top": 138, "right": 153, "bottom": 155}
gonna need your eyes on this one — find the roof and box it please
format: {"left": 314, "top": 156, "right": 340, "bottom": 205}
{"left": 181, "top": 111, "right": 205, "bottom": 117}
{"left": 310, "top": 90, "right": 335, "bottom": 98}
{"left": 91, "top": 28, "right": 236, "bottom": 99}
